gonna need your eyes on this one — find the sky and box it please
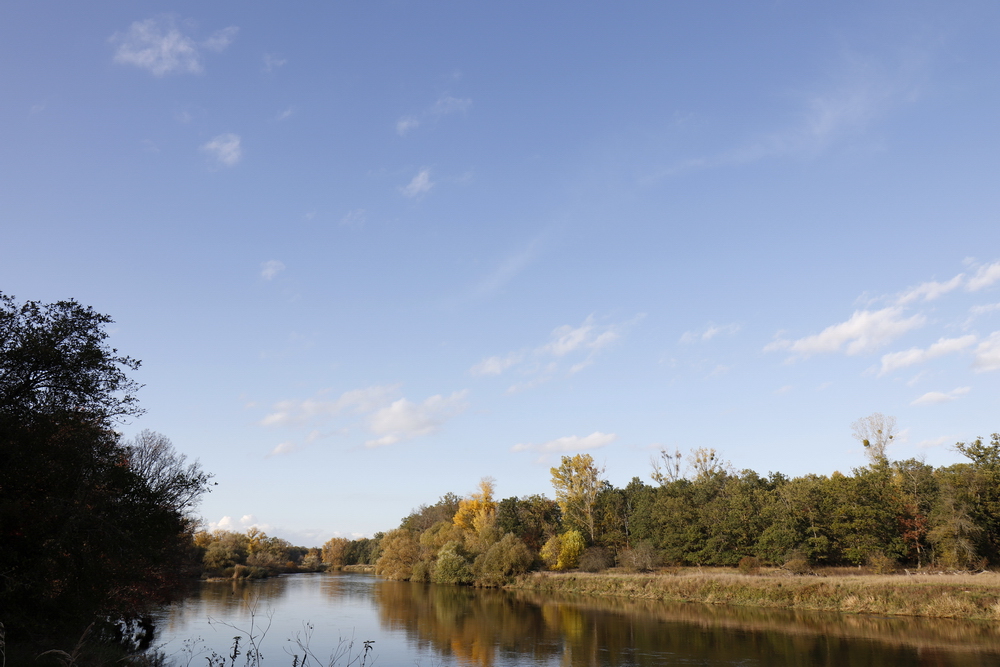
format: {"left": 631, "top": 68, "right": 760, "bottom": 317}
{"left": 4, "top": 1, "right": 1000, "bottom": 546}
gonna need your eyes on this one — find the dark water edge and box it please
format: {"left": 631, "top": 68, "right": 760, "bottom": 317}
{"left": 150, "top": 572, "right": 1000, "bottom": 667}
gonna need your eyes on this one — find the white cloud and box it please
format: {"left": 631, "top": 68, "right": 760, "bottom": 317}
{"left": 260, "top": 259, "right": 285, "bottom": 280}
{"left": 111, "top": 17, "right": 236, "bottom": 76}
{"left": 967, "top": 262, "right": 1000, "bottom": 291}
{"left": 973, "top": 331, "right": 1000, "bottom": 372}
{"left": 470, "top": 352, "right": 524, "bottom": 377}
{"left": 268, "top": 441, "right": 298, "bottom": 456}
{"left": 911, "top": 387, "right": 970, "bottom": 406}
{"left": 878, "top": 335, "right": 977, "bottom": 376}
{"left": 471, "top": 315, "right": 639, "bottom": 383}
{"left": 396, "top": 117, "right": 420, "bottom": 136}
{"left": 765, "top": 307, "right": 925, "bottom": 359}
{"left": 431, "top": 95, "right": 472, "bottom": 116}
{"left": 512, "top": 431, "right": 618, "bottom": 453}
{"left": 260, "top": 384, "right": 401, "bottom": 427}
{"left": 400, "top": 169, "right": 433, "bottom": 198}
{"left": 202, "top": 26, "right": 239, "bottom": 52}
{"left": 365, "top": 391, "right": 468, "bottom": 447}
{"left": 395, "top": 94, "right": 471, "bottom": 137}
{"left": 970, "top": 303, "right": 1000, "bottom": 317}
{"left": 917, "top": 436, "right": 952, "bottom": 449}
{"left": 275, "top": 107, "right": 295, "bottom": 121}
{"left": 471, "top": 238, "right": 542, "bottom": 297}
{"left": 263, "top": 54, "right": 287, "bottom": 73}
{"left": 680, "top": 323, "right": 741, "bottom": 343}
{"left": 895, "top": 275, "right": 964, "bottom": 305}
{"left": 340, "top": 209, "right": 366, "bottom": 227}
{"left": 210, "top": 514, "right": 265, "bottom": 532}
{"left": 202, "top": 133, "right": 242, "bottom": 167}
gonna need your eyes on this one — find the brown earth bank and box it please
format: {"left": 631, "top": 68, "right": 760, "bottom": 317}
{"left": 506, "top": 568, "right": 1000, "bottom": 620}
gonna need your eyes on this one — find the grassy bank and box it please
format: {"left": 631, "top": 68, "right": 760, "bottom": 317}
{"left": 507, "top": 569, "right": 1000, "bottom": 620}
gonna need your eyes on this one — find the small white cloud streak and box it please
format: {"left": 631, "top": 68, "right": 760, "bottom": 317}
{"left": 400, "top": 169, "right": 433, "bottom": 198}
{"left": 878, "top": 335, "right": 977, "bottom": 376}
{"left": 202, "top": 26, "right": 239, "bottom": 52}
{"left": 895, "top": 275, "right": 964, "bottom": 305}
{"left": 202, "top": 133, "right": 242, "bottom": 166}
{"left": 340, "top": 209, "right": 366, "bottom": 227}
{"left": 431, "top": 95, "right": 472, "bottom": 116}
{"left": 973, "top": 331, "right": 1000, "bottom": 372}
{"left": 680, "top": 323, "right": 741, "bottom": 343}
{"left": 275, "top": 107, "right": 294, "bottom": 121}
{"left": 512, "top": 431, "right": 618, "bottom": 453}
{"left": 111, "top": 17, "right": 236, "bottom": 76}
{"left": 396, "top": 117, "right": 420, "bottom": 136}
{"left": 967, "top": 262, "right": 1000, "bottom": 291}
{"left": 263, "top": 54, "right": 287, "bottom": 73}
{"left": 765, "top": 307, "right": 925, "bottom": 359}
{"left": 470, "top": 352, "right": 524, "bottom": 377}
{"left": 260, "top": 260, "right": 285, "bottom": 281}
{"left": 472, "top": 238, "right": 541, "bottom": 297}
{"left": 268, "top": 441, "right": 298, "bottom": 456}
{"left": 261, "top": 384, "right": 401, "bottom": 427}
{"left": 911, "top": 387, "right": 970, "bottom": 406}
{"left": 365, "top": 391, "right": 469, "bottom": 447}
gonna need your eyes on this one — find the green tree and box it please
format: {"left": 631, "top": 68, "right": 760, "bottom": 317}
{"left": 0, "top": 294, "right": 213, "bottom": 643}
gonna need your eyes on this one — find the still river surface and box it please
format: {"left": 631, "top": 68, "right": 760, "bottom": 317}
{"left": 152, "top": 572, "right": 1000, "bottom": 666}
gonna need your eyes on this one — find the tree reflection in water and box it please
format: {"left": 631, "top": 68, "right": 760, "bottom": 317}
{"left": 371, "top": 577, "right": 1000, "bottom": 667}
{"left": 154, "top": 574, "right": 1000, "bottom": 667}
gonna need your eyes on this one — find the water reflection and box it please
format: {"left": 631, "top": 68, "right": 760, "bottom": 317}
{"left": 154, "top": 574, "right": 1000, "bottom": 667}
{"left": 372, "top": 578, "right": 1000, "bottom": 667}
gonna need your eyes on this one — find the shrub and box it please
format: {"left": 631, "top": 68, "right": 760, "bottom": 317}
{"left": 784, "top": 557, "right": 812, "bottom": 575}
{"left": 473, "top": 534, "right": 534, "bottom": 586}
{"left": 557, "top": 530, "right": 586, "bottom": 570}
{"left": 579, "top": 547, "right": 613, "bottom": 573}
{"left": 620, "top": 541, "right": 661, "bottom": 572}
{"left": 738, "top": 556, "right": 761, "bottom": 575}
{"left": 868, "top": 552, "right": 897, "bottom": 574}
{"left": 540, "top": 534, "right": 563, "bottom": 570}
{"left": 432, "top": 541, "right": 474, "bottom": 585}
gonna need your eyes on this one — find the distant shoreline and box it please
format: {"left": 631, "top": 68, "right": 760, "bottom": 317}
{"left": 505, "top": 569, "right": 1000, "bottom": 620}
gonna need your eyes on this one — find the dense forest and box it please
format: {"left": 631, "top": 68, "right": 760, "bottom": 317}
{"left": 295, "top": 422, "right": 1000, "bottom": 587}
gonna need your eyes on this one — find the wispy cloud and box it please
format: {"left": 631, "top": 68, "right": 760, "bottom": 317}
{"left": 365, "top": 391, "right": 469, "bottom": 447}
{"left": 680, "top": 323, "right": 741, "bottom": 343}
{"left": 512, "top": 431, "right": 617, "bottom": 453}
{"left": 911, "top": 387, "right": 970, "bottom": 406}
{"left": 471, "top": 315, "right": 641, "bottom": 389}
{"left": 202, "top": 133, "right": 242, "bottom": 167}
{"left": 260, "top": 384, "right": 401, "bottom": 427}
{"left": 973, "top": 331, "right": 1000, "bottom": 372}
{"left": 260, "top": 260, "right": 285, "bottom": 281}
{"left": 468, "top": 237, "right": 543, "bottom": 299}
{"left": 340, "top": 209, "right": 367, "bottom": 227}
{"left": 895, "top": 275, "right": 964, "bottom": 305}
{"left": 765, "top": 307, "right": 925, "bottom": 360}
{"left": 396, "top": 117, "right": 420, "bottom": 137}
{"left": 111, "top": 17, "right": 237, "bottom": 76}
{"left": 263, "top": 53, "right": 287, "bottom": 73}
{"left": 400, "top": 168, "right": 434, "bottom": 198}
{"left": 396, "top": 94, "right": 472, "bottom": 137}
{"left": 967, "top": 261, "right": 1000, "bottom": 291}
{"left": 275, "top": 107, "right": 295, "bottom": 121}
{"left": 878, "top": 335, "right": 976, "bottom": 376}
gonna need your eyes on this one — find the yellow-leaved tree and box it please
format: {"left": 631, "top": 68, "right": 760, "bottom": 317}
{"left": 550, "top": 454, "right": 605, "bottom": 542}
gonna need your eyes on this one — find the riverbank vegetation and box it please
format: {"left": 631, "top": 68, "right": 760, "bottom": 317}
{"left": 321, "top": 421, "right": 1000, "bottom": 608}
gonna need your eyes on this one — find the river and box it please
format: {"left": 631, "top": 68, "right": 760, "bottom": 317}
{"left": 150, "top": 572, "right": 1000, "bottom": 666}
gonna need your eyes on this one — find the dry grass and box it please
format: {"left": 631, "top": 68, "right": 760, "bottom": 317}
{"left": 507, "top": 568, "right": 1000, "bottom": 620}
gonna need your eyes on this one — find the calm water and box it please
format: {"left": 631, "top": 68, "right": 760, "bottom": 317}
{"left": 151, "top": 572, "right": 1000, "bottom": 666}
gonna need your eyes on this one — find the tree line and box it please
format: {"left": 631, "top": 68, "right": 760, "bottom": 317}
{"left": 321, "top": 418, "right": 1000, "bottom": 585}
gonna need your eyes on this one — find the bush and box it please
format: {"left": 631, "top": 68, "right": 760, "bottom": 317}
{"left": 579, "top": 547, "right": 613, "bottom": 572}
{"left": 785, "top": 558, "right": 812, "bottom": 575}
{"left": 557, "top": 530, "right": 585, "bottom": 570}
{"left": 868, "top": 552, "right": 897, "bottom": 575}
{"left": 375, "top": 529, "right": 421, "bottom": 580}
{"left": 432, "top": 541, "right": 474, "bottom": 585}
{"left": 620, "top": 542, "right": 661, "bottom": 572}
{"left": 540, "top": 534, "right": 562, "bottom": 570}
{"left": 738, "top": 556, "right": 761, "bottom": 575}
{"left": 473, "top": 534, "right": 534, "bottom": 586}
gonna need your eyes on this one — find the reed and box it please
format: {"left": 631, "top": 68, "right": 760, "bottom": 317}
{"left": 507, "top": 569, "right": 1000, "bottom": 619}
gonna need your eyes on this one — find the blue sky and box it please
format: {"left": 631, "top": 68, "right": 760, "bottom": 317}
{"left": 4, "top": 1, "right": 1000, "bottom": 545}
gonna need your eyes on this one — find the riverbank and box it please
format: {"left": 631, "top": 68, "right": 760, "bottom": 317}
{"left": 507, "top": 569, "right": 1000, "bottom": 620}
